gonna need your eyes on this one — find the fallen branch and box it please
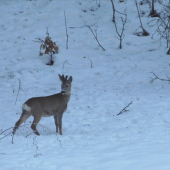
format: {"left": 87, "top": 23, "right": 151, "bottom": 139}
{"left": 0, "top": 131, "right": 12, "bottom": 141}
{"left": 25, "top": 132, "right": 36, "bottom": 138}
{"left": 0, "top": 127, "right": 13, "bottom": 136}
{"left": 87, "top": 25, "right": 105, "bottom": 51}
{"left": 34, "top": 153, "right": 42, "bottom": 158}
{"left": 117, "top": 101, "right": 133, "bottom": 115}
{"left": 88, "top": 57, "right": 93, "bottom": 68}
{"left": 69, "top": 23, "right": 96, "bottom": 29}
{"left": 0, "top": 123, "right": 52, "bottom": 144}
{"left": 62, "top": 60, "right": 70, "bottom": 69}
{"left": 150, "top": 72, "right": 170, "bottom": 83}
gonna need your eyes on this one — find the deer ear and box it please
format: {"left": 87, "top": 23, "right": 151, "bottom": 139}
{"left": 58, "top": 74, "right": 63, "bottom": 82}
{"left": 68, "top": 76, "right": 72, "bottom": 83}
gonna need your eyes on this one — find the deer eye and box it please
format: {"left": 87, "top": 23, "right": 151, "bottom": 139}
{"left": 66, "top": 85, "right": 68, "bottom": 87}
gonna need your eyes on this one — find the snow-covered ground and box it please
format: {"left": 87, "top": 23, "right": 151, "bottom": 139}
{"left": 0, "top": 0, "right": 170, "bottom": 169}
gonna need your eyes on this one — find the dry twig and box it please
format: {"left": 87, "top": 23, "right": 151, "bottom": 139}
{"left": 62, "top": 60, "right": 70, "bottom": 69}
{"left": 110, "top": 0, "right": 115, "bottom": 22}
{"left": 150, "top": 72, "right": 170, "bottom": 83}
{"left": 117, "top": 101, "right": 133, "bottom": 115}
{"left": 114, "top": 10, "right": 127, "bottom": 49}
{"left": 88, "top": 57, "right": 93, "bottom": 68}
{"left": 87, "top": 25, "right": 105, "bottom": 51}
{"left": 64, "top": 11, "right": 69, "bottom": 49}
{"left": 15, "top": 79, "right": 21, "bottom": 105}
{"left": 134, "top": 0, "right": 149, "bottom": 36}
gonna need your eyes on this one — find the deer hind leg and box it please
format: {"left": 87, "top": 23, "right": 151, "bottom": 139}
{"left": 13, "top": 110, "right": 31, "bottom": 135}
{"left": 31, "top": 115, "right": 42, "bottom": 136}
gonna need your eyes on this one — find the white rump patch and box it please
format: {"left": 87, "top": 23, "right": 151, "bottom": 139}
{"left": 22, "top": 104, "right": 31, "bottom": 112}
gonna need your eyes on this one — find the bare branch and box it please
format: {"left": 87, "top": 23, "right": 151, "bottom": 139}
{"left": 62, "top": 60, "right": 70, "bottom": 69}
{"left": 134, "top": 0, "right": 149, "bottom": 36}
{"left": 110, "top": 0, "right": 115, "bottom": 22}
{"left": 15, "top": 79, "right": 21, "bottom": 105}
{"left": 150, "top": 72, "right": 170, "bottom": 83}
{"left": 87, "top": 25, "right": 105, "bottom": 51}
{"left": 0, "top": 131, "right": 12, "bottom": 141}
{"left": 96, "top": 0, "right": 101, "bottom": 7}
{"left": 88, "top": 57, "right": 93, "bottom": 68}
{"left": 33, "top": 38, "right": 45, "bottom": 43}
{"left": 0, "top": 127, "right": 13, "bottom": 135}
{"left": 69, "top": 23, "right": 97, "bottom": 29}
{"left": 148, "top": 2, "right": 170, "bottom": 52}
{"left": 117, "top": 101, "right": 133, "bottom": 116}
{"left": 114, "top": 9, "right": 127, "bottom": 49}
{"left": 64, "top": 11, "right": 69, "bottom": 49}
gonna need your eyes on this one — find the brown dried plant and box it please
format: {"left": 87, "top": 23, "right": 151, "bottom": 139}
{"left": 35, "top": 28, "right": 59, "bottom": 65}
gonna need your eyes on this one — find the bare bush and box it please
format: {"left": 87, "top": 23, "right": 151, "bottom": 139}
{"left": 134, "top": 0, "right": 149, "bottom": 36}
{"left": 148, "top": 1, "right": 170, "bottom": 54}
{"left": 110, "top": 0, "right": 127, "bottom": 48}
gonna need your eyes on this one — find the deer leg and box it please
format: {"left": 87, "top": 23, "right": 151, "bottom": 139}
{"left": 54, "top": 115, "right": 59, "bottom": 133}
{"left": 13, "top": 110, "right": 31, "bottom": 135}
{"left": 58, "top": 112, "right": 64, "bottom": 135}
{"left": 31, "top": 116, "right": 42, "bottom": 136}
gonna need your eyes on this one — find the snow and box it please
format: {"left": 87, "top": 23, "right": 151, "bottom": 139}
{"left": 0, "top": 0, "right": 170, "bottom": 169}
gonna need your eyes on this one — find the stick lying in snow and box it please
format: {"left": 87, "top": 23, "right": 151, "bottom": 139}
{"left": 117, "top": 101, "right": 133, "bottom": 116}
{"left": 150, "top": 72, "right": 170, "bottom": 83}
{"left": 62, "top": 60, "right": 70, "bottom": 69}
{"left": 88, "top": 57, "right": 93, "bottom": 68}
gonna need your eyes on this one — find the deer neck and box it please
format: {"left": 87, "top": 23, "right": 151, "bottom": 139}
{"left": 61, "top": 91, "right": 71, "bottom": 102}
{"left": 62, "top": 92, "right": 71, "bottom": 95}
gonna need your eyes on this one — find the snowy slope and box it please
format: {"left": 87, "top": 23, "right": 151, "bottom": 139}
{"left": 0, "top": 0, "right": 170, "bottom": 169}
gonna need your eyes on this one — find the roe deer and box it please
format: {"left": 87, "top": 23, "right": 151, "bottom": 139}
{"left": 13, "top": 74, "right": 72, "bottom": 136}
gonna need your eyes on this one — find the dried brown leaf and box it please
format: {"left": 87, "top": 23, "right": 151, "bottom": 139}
{"left": 54, "top": 45, "right": 59, "bottom": 51}
{"left": 49, "top": 40, "right": 53, "bottom": 48}
{"left": 45, "top": 48, "right": 49, "bottom": 54}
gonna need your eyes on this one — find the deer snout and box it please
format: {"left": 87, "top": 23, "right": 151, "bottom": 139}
{"left": 61, "top": 91, "right": 66, "bottom": 94}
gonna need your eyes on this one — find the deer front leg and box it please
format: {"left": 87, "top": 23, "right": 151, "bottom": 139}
{"left": 54, "top": 105, "right": 67, "bottom": 135}
{"left": 54, "top": 112, "right": 63, "bottom": 135}
{"left": 54, "top": 115, "right": 59, "bottom": 133}
{"left": 58, "top": 112, "right": 64, "bottom": 135}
